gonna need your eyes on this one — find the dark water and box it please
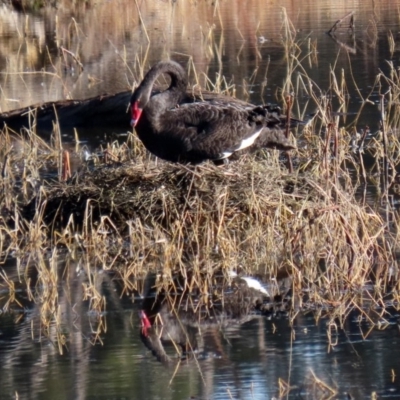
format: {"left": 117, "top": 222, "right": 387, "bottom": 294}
{"left": 1, "top": 273, "right": 400, "bottom": 400}
{"left": 2, "top": 1, "right": 400, "bottom": 399}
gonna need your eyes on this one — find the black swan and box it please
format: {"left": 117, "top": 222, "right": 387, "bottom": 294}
{"left": 130, "top": 60, "right": 299, "bottom": 164}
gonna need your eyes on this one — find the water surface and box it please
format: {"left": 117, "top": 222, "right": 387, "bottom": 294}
{"left": 1, "top": 265, "right": 400, "bottom": 400}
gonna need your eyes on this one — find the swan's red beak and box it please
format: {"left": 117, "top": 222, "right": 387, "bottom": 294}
{"left": 131, "top": 102, "right": 142, "bottom": 127}
{"left": 140, "top": 310, "right": 151, "bottom": 337}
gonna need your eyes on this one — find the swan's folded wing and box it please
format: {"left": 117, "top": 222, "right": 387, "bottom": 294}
{"left": 163, "top": 103, "right": 264, "bottom": 158}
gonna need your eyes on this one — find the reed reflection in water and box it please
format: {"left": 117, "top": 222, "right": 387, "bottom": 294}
{"left": 1, "top": 255, "right": 400, "bottom": 399}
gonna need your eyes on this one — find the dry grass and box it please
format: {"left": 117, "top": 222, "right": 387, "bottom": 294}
{"left": 1, "top": 7, "right": 400, "bottom": 360}
{"left": 1, "top": 121, "right": 399, "bottom": 323}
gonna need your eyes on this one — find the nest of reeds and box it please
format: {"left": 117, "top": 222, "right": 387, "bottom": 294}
{"left": 40, "top": 155, "right": 306, "bottom": 229}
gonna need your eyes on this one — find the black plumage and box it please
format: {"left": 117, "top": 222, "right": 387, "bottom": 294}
{"left": 131, "top": 60, "right": 298, "bottom": 164}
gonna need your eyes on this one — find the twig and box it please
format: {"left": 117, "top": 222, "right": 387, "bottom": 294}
{"left": 61, "top": 150, "right": 71, "bottom": 182}
{"left": 60, "top": 46, "right": 84, "bottom": 72}
{"left": 349, "top": 14, "right": 355, "bottom": 31}
{"left": 333, "top": 121, "right": 339, "bottom": 202}
{"left": 380, "top": 93, "right": 389, "bottom": 200}
{"left": 327, "top": 33, "right": 356, "bottom": 54}
{"left": 285, "top": 94, "right": 293, "bottom": 173}
{"left": 134, "top": 0, "right": 150, "bottom": 43}
{"left": 358, "top": 126, "right": 368, "bottom": 188}
{"left": 327, "top": 11, "right": 354, "bottom": 34}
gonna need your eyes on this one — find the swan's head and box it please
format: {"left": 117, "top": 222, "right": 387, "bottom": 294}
{"left": 130, "top": 101, "right": 143, "bottom": 127}
{"left": 130, "top": 88, "right": 147, "bottom": 127}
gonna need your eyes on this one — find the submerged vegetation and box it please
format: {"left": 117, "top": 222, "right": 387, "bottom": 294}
{"left": 1, "top": 3, "right": 400, "bottom": 390}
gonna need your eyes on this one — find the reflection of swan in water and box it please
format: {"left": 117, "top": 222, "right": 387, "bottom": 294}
{"left": 139, "top": 307, "right": 200, "bottom": 365}
{"left": 228, "top": 270, "right": 270, "bottom": 296}
{"left": 139, "top": 271, "right": 292, "bottom": 364}
{"left": 139, "top": 272, "right": 210, "bottom": 364}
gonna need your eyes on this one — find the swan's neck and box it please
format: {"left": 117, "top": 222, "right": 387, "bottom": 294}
{"left": 139, "top": 61, "right": 187, "bottom": 111}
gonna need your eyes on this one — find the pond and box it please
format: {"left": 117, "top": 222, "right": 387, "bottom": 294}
{"left": 1, "top": 256, "right": 400, "bottom": 400}
{"left": 1, "top": 0, "right": 400, "bottom": 399}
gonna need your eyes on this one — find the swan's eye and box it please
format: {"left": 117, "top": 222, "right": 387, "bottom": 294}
{"left": 131, "top": 102, "right": 143, "bottom": 127}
